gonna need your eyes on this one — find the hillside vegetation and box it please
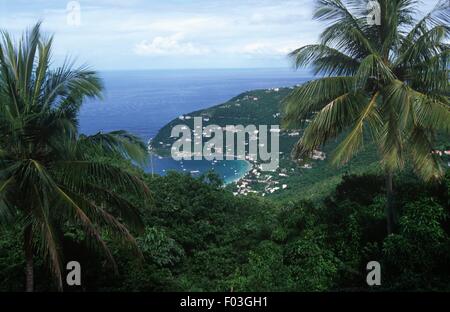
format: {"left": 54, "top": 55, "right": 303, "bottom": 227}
{"left": 1, "top": 166, "right": 449, "bottom": 291}
{"left": 152, "top": 87, "right": 383, "bottom": 200}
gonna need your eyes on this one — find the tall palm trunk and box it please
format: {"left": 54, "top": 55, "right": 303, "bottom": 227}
{"left": 24, "top": 225, "right": 34, "bottom": 292}
{"left": 386, "top": 171, "right": 395, "bottom": 235}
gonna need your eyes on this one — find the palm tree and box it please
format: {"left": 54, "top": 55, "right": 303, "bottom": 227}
{"left": 284, "top": 0, "right": 449, "bottom": 234}
{"left": 0, "top": 23, "right": 150, "bottom": 291}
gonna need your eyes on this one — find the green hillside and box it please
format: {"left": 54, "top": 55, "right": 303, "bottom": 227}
{"left": 151, "top": 87, "right": 384, "bottom": 200}
{"left": 151, "top": 87, "right": 296, "bottom": 154}
{"left": 151, "top": 87, "right": 448, "bottom": 201}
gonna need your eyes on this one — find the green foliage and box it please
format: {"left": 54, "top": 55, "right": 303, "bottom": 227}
{"left": 0, "top": 167, "right": 449, "bottom": 291}
{"left": 137, "top": 227, "right": 185, "bottom": 267}
{"left": 233, "top": 241, "right": 292, "bottom": 292}
{"left": 0, "top": 227, "right": 24, "bottom": 291}
{"left": 382, "top": 198, "right": 450, "bottom": 290}
{"left": 1, "top": 3, "right": 450, "bottom": 292}
{"left": 0, "top": 23, "right": 150, "bottom": 290}
{"left": 284, "top": 0, "right": 450, "bottom": 181}
{"left": 285, "top": 232, "right": 339, "bottom": 291}
{"left": 123, "top": 170, "right": 450, "bottom": 291}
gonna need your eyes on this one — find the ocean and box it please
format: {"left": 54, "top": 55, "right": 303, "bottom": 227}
{"left": 79, "top": 68, "right": 312, "bottom": 183}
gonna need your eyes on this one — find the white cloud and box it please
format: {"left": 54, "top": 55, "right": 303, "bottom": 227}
{"left": 5, "top": 0, "right": 440, "bottom": 69}
{"left": 134, "top": 33, "right": 211, "bottom": 56}
{"left": 227, "top": 42, "right": 299, "bottom": 56}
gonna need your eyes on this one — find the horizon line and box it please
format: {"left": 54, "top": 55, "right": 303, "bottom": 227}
{"left": 93, "top": 66, "right": 310, "bottom": 73}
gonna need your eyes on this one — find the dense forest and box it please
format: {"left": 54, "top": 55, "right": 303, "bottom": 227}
{"left": 1, "top": 0, "right": 449, "bottom": 293}
{"left": 1, "top": 156, "right": 449, "bottom": 291}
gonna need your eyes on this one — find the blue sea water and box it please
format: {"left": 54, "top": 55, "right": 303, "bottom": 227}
{"left": 79, "top": 68, "right": 312, "bottom": 183}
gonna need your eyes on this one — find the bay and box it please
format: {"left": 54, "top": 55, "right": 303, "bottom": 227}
{"left": 79, "top": 68, "right": 311, "bottom": 183}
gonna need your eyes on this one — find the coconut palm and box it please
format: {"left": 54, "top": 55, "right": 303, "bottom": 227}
{"left": 0, "top": 23, "right": 150, "bottom": 291}
{"left": 284, "top": 0, "right": 449, "bottom": 234}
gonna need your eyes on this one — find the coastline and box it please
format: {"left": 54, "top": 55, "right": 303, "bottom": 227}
{"left": 224, "top": 160, "right": 253, "bottom": 185}
{"left": 145, "top": 155, "right": 253, "bottom": 185}
{"left": 147, "top": 85, "right": 300, "bottom": 185}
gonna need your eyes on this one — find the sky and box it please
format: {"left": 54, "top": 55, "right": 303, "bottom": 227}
{"left": 0, "top": 0, "right": 440, "bottom": 70}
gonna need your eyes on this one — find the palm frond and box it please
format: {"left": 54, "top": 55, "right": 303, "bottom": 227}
{"left": 315, "top": 0, "right": 375, "bottom": 57}
{"left": 32, "top": 184, "right": 63, "bottom": 291}
{"left": 283, "top": 76, "right": 354, "bottom": 128}
{"left": 378, "top": 82, "right": 408, "bottom": 172}
{"left": 54, "top": 184, "right": 118, "bottom": 273}
{"left": 354, "top": 53, "right": 396, "bottom": 89}
{"left": 58, "top": 186, "right": 143, "bottom": 258}
{"left": 0, "top": 23, "right": 148, "bottom": 291}
{"left": 332, "top": 92, "right": 382, "bottom": 165}
{"left": 42, "top": 62, "right": 103, "bottom": 111}
{"left": 411, "top": 92, "right": 450, "bottom": 134}
{"left": 290, "top": 44, "right": 360, "bottom": 76}
{"left": 0, "top": 200, "right": 15, "bottom": 228}
{"left": 78, "top": 131, "right": 148, "bottom": 166}
{"left": 0, "top": 177, "right": 15, "bottom": 228}
{"left": 403, "top": 0, "right": 450, "bottom": 43}
{"left": 32, "top": 36, "right": 53, "bottom": 106}
{"left": 55, "top": 160, "right": 150, "bottom": 197}
{"left": 293, "top": 91, "right": 368, "bottom": 159}
{"left": 405, "top": 48, "right": 449, "bottom": 95}
{"left": 408, "top": 126, "right": 444, "bottom": 181}
{"left": 397, "top": 25, "right": 449, "bottom": 68}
